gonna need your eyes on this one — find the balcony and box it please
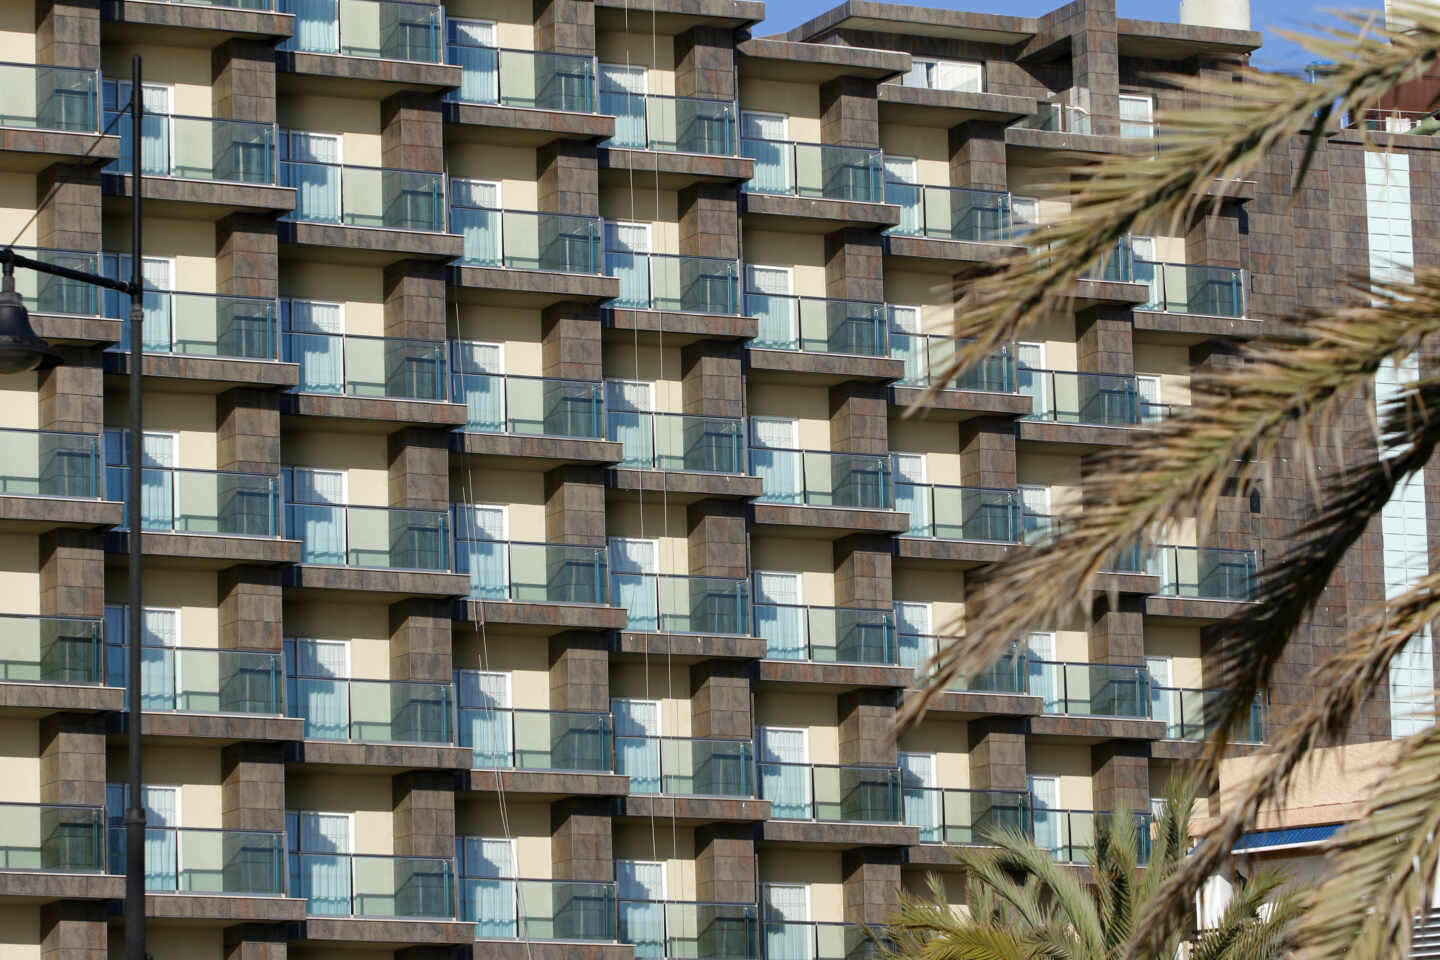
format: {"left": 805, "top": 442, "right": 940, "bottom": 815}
{"left": 758, "top": 761, "right": 901, "bottom": 823}
{"left": 1152, "top": 687, "right": 1265, "bottom": 743}
{"left": 740, "top": 139, "right": 895, "bottom": 230}
{"left": 0, "top": 801, "right": 110, "bottom": 898}
{"left": 903, "top": 787, "right": 1030, "bottom": 846}
{"left": 615, "top": 735, "right": 754, "bottom": 797}
{"left": 290, "top": 851, "right": 454, "bottom": 918}
{"left": 1031, "top": 660, "right": 1149, "bottom": 718}
{"left": 8, "top": 246, "right": 111, "bottom": 342}
{"left": 446, "top": 42, "right": 596, "bottom": 122}
{"left": 750, "top": 448, "right": 890, "bottom": 509}
{"left": 284, "top": 502, "right": 462, "bottom": 597}
{"left": 1, "top": 613, "right": 102, "bottom": 681}
{"left": 450, "top": 371, "right": 619, "bottom": 464}
{"left": 279, "top": 160, "right": 458, "bottom": 261}
{"left": 279, "top": 0, "right": 443, "bottom": 64}
{"left": 1035, "top": 810, "right": 1152, "bottom": 864}
{"left": 448, "top": 203, "right": 614, "bottom": 304}
{"left": 894, "top": 483, "right": 1021, "bottom": 566}
{"left": 756, "top": 604, "right": 896, "bottom": 667}
{"left": 763, "top": 921, "right": 877, "bottom": 960}
{"left": 0, "top": 62, "right": 112, "bottom": 172}
{"left": 105, "top": 641, "right": 284, "bottom": 720}
{"left": 0, "top": 428, "right": 119, "bottom": 533}
{"left": 620, "top": 900, "right": 758, "bottom": 960}
{"left": 458, "top": 872, "right": 615, "bottom": 941}
{"left": 459, "top": 703, "right": 614, "bottom": 773}
{"left": 100, "top": 287, "right": 288, "bottom": 386}
{"left": 105, "top": 109, "right": 275, "bottom": 183}
{"left": 1018, "top": 369, "right": 1170, "bottom": 447}
{"left": 602, "top": 92, "right": 735, "bottom": 156}
{"left": 110, "top": 825, "right": 285, "bottom": 895}
{"left": 1017, "top": 102, "right": 1091, "bottom": 135}
{"left": 606, "top": 410, "right": 755, "bottom": 497}
{"left": 612, "top": 574, "right": 750, "bottom": 637}
{"left": 745, "top": 294, "right": 903, "bottom": 383}
{"left": 606, "top": 251, "right": 740, "bottom": 316}
{"left": 884, "top": 182, "right": 1033, "bottom": 252}
{"left": 1136, "top": 260, "right": 1247, "bottom": 319}
{"left": 284, "top": 326, "right": 445, "bottom": 398}
{"left": 287, "top": 674, "right": 453, "bottom": 748}
{"left": 1150, "top": 545, "right": 1255, "bottom": 601}
{"left": 889, "top": 333, "right": 1032, "bottom": 420}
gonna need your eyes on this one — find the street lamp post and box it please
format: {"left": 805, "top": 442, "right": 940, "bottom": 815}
{"left": 0, "top": 52, "right": 147, "bottom": 960}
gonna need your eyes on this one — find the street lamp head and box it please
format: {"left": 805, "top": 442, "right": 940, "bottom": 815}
{"left": 0, "top": 264, "right": 61, "bottom": 375}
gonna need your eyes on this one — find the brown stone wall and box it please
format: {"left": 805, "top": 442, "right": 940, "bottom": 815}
{"left": 549, "top": 632, "right": 610, "bottom": 712}
{"left": 534, "top": 0, "right": 595, "bottom": 55}
{"left": 384, "top": 261, "right": 448, "bottom": 342}
{"left": 217, "top": 388, "right": 281, "bottom": 474}
{"left": 829, "top": 382, "right": 889, "bottom": 456}
{"left": 675, "top": 27, "right": 736, "bottom": 100}
{"left": 542, "top": 301, "right": 603, "bottom": 381}
{"left": 681, "top": 341, "right": 744, "bottom": 419}
{"left": 833, "top": 535, "right": 892, "bottom": 608}
{"left": 967, "top": 717, "right": 1027, "bottom": 792}
{"left": 39, "top": 348, "right": 102, "bottom": 435}
{"left": 687, "top": 500, "right": 748, "bottom": 579}
{"left": 35, "top": 0, "right": 99, "bottom": 71}
{"left": 695, "top": 824, "right": 755, "bottom": 903}
{"left": 40, "top": 530, "right": 103, "bottom": 620}
{"left": 538, "top": 141, "right": 600, "bottom": 217}
{"left": 842, "top": 849, "right": 901, "bottom": 925}
{"left": 838, "top": 690, "right": 898, "bottom": 766}
{"left": 824, "top": 230, "right": 884, "bottom": 303}
{"left": 218, "top": 567, "right": 284, "bottom": 652}
{"left": 39, "top": 713, "right": 106, "bottom": 807}
{"left": 820, "top": 76, "right": 880, "bottom": 148}
{"left": 1090, "top": 594, "right": 1145, "bottom": 665}
{"left": 1091, "top": 740, "right": 1150, "bottom": 814}
{"left": 949, "top": 120, "right": 1007, "bottom": 192}
{"left": 679, "top": 183, "right": 740, "bottom": 261}
{"left": 392, "top": 771, "right": 457, "bottom": 858}
{"left": 389, "top": 599, "right": 454, "bottom": 683}
{"left": 212, "top": 40, "right": 277, "bottom": 123}
{"left": 40, "top": 901, "right": 106, "bottom": 960}
{"left": 216, "top": 215, "right": 280, "bottom": 300}
{"left": 388, "top": 428, "right": 451, "bottom": 512}
{"left": 223, "top": 925, "right": 287, "bottom": 960}
{"left": 222, "top": 742, "right": 286, "bottom": 833}
{"left": 36, "top": 164, "right": 100, "bottom": 252}
{"left": 1075, "top": 306, "right": 1134, "bottom": 376}
{"left": 544, "top": 466, "right": 607, "bottom": 546}
{"left": 381, "top": 92, "right": 444, "bottom": 172}
{"left": 958, "top": 418, "right": 1017, "bottom": 489}
{"left": 551, "top": 798, "right": 612, "bottom": 882}
{"left": 690, "top": 661, "right": 751, "bottom": 738}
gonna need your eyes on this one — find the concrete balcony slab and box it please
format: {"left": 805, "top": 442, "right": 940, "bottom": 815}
{"left": 453, "top": 431, "right": 623, "bottom": 469}
{"left": 450, "top": 264, "right": 618, "bottom": 309}
{"left": 0, "top": 130, "right": 120, "bottom": 174}
{"left": 1027, "top": 713, "right": 1165, "bottom": 744}
{"left": 747, "top": 348, "right": 905, "bottom": 385}
{"left": 103, "top": 352, "right": 299, "bottom": 392}
{"left": 742, "top": 192, "right": 900, "bottom": 233}
{"left": 607, "top": 469, "right": 762, "bottom": 504}
{"left": 0, "top": 496, "right": 121, "bottom": 535}
{"left": 284, "top": 739, "right": 473, "bottom": 772}
{"left": 890, "top": 384, "right": 1033, "bottom": 421}
{"left": 445, "top": 101, "right": 615, "bottom": 147}
{"left": 614, "top": 631, "right": 766, "bottom": 663}
{"left": 102, "top": 0, "right": 293, "bottom": 41}
{"left": 759, "top": 819, "right": 918, "bottom": 849}
{"left": 104, "top": 532, "right": 301, "bottom": 571}
{"left": 0, "top": 682, "right": 122, "bottom": 718}
{"left": 751, "top": 503, "right": 910, "bottom": 538}
{"left": 756, "top": 659, "right": 913, "bottom": 693}
{"left": 455, "top": 599, "right": 629, "bottom": 634}
{"left": 604, "top": 308, "right": 757, "bottom": 347}
{"left": 599, "top": 148, "right": 755, "bottom": 190}
{"left": 618, "top": 795, "right": 769, "bottom": 823}
{"left": 283, "top": 565, "right": 470, "bottom": 601}
{"left": 468, "top": 768, "right": 630, "bottom": 799}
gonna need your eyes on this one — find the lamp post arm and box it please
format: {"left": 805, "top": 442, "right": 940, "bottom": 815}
{"left": 0, "top": 248, "right": 138, "bottom": 297}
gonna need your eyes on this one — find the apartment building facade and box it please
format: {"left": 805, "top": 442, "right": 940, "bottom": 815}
{"left": 0, "top": 0, "right": 1429, "bottom": 957}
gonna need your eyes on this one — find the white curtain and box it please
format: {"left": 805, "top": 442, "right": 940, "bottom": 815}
{"left": 111, "top": 82, "right": 171, "bottom": 175}
{"left": 746, "top": 264, "right": 796, "bottom": 349}
{"left": 605, "top": 221, "right": 651, "bottom": 308}
{"left": 144, "top": 785, "right": 179, "bottom": 891}
{"left": 1146, "top": 656, "right": 1174, "bottom": 736}
{"left": 110, "top": 255, "right": 172, "bottom": 352}
{"left": 1118, "top": 95, "right": 1154, "bottom": 138}
{"left": 899, "top": 752, "right": 939, "bottom": 841}
{"left": 1027, "top": 632, "right": 1057, "bottom": 712}
{"left": 140, "top": 608, "right": 178, "bottom": 712}
{"left": 892, "top": 452, "right": 929, "bottom": 537}
{"left": 759, "top": 728, "right": 809, "bottom": 820}
{"left": 894, "top": 602, "right": 934, "bottom": 673}
{"left": 291, "top": 468, "right": 346, "bottom": 564}
{"left": 763, "top": 884, "right": 811, "bottom": 960}
{"left": 883, "top": 157, "right": 921, "bottom": 235}
{"left": 754, "top": 571, "right": 804, "bottom": 659}
{"left": 888, "top": 305, "right": 924, "bottom": 382}
{"left": 293, "top": 0, "right": 340, "bottom": 52}
{"left": 617, "top": 860, "right": 666, "bottom": 957}
{"left": 741, "top": 112, "right": 791, "bottom": 194}
{"left": 287, "top": 638, "right": 350, "bottom": 740}
{"left": 460, "top": 836, "right": 517, "bottom": 937}
{"left": 294, "top": 811, "right": 353, "bottom": 915}
{"left": 1020, "top": 484, "right": 1051, "bottom": 544}
{"left": 461, "top": 505, "right": 509, "bottom": 599}
{"left": 1137, "top": 375, "right": 1161, "bottom": 424}
{"left": 142, "top": 432, "right": 175, "bottom": 530}
{"left": 1027, "top": 776, "right": 1060, "bottom": 857}
{"left": 933, "top": 60, "right": 982, "bottom": 92}
{"left": 1016, "top": 342, "right": 1046, "bottom": 416}
{"left": 613, "top": 698, "right": 661, "bottom": 794}
{"left": 459, "top": 669, "right": 512, "bottom": 768}
{"left": 609, "top": 538, "right": 659, "bottom": 632}
{"left": 600, "top": 64, "right": 648, "bottom": 148}
{"left": 450, "top": 20, "right": 498, "bottom": 103}
{"left": 605, "top": 379, "right": 655, "bottom": 468}
{"left": 287, "top": 299, "right": 345, "bottom": 394}
{"left": 750, "top": 417, "right": 801, "bottom": 505}
{"left": 453, "top": 179, "right": 502, "bottom": 266}
{"left": 454, "top": 340, "right": 505, "bottom": 432}
{"left": 286, "top": 131, "right": 342, "bottom": 222}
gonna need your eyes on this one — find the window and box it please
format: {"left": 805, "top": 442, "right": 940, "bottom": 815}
{"left": 599, "top": 64, "right": 647, "bottom": 95}
{"left": 1027, "top": 631, "right": 1058, "bottom": 711}
{"left": 1118, "top": 94, "right": 1155, "bottom": 139}
{"left": 883, "top": 156, "right": 917, "bottom": 184}
{"left": 899, "top": 752, "right": 938, "bottom": 839}
{"left": 289, "top": 467, "right": 346, "bottom": 505}
{"left": 448, "top": 18, "right": 495, "bottom": 46}
{"left": 741, "top": 111, "right": 787, "bottom": 142}
{"left": 609, "top": 538, "right": 660, "bottom": 630}
{"left": 903, "top": 58, "right": 983, "bottom": 93}
{"left": 1027, "top": 775, "right": 1061, "bottom": 856}
{"left": 753, "top": 570, "right": 802, "bottom": 606}
{"left": 749, "top": 417, "right": 797, "bottom": 451}
{"left": 283, "top": 130, "right": 341, "bottom": 165}
{"left": 1016, "top": 342, "right": 1048, "bottom": 415}
{"left": 458, "top": 670, "right": 512, "bottom": 767}
{"left": 1136, "top": 375, "right": 1162, "bottom": 423}
{"left": 895, "top": 602, "right": 935, "bottom": 674}
{"left": 1019, "top": 484, "right": 1052, "bottom": 544}
{"left": 1146, "top": 656, "right": 1175, "bottom": 736}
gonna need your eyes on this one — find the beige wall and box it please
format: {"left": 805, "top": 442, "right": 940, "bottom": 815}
{"left": 747, "top": 383, "right": 830, "bottom": 449}
{"left": 887, "top": 420, "right": 961, "bottom": 483}
{"left": 0, "top": 903, "right": 39, "bottom": 960}
{"left": 738, "top": 80, "right": 820, "bottom": 142}
{"left": 891, "top": 567, "right": 965, "bottom": 638}
{"left": 276, "top": 96, "right": 382, "bottom": 167}
{"left": 105, "top": 567, "right": 220, "bottom": 649}
{"left": 283, "top": 600, "right": 390, "bottom": 678}
{"left": 1145, "top": 625, "right": 1203, "bottom": 687}
{"left": 103, "top": 215, "right": 217, "bottom": 291}
{"left": 105, "top": 391, "right": 219, "bottom": 469}
{"left": 597, "top": 32, "right": 677, "bottom": 94}
{"left": 898, "top": 717, "right": 971, "bottom": 789}
{"left": 613, "top": 822, "right": 699, "bottom": 900}
{"left": 451, "top": 629, "right": 550, "bottom": 710}
{"left": 1026, "top": 743, "right": 1093, "bottom": 809}
{"left": 286, "top": 772, "right": 395, "bottom": 854}
{"left": 609, "top": 661, "right": 694, "bottom": 739}
{"left": 597, "top": 189, "right": 679, "bottom": 249}
{"left": 1134, "top": 342, "right": 1192, "bottom": 406}
{"left": 99, "top": 45, "right": 213, "bottom": 116}
{"left": 0, "top": 535, "right": 40, "bottom": 615}
{"left": 754, "top": 691, "right": 839, "bottom": 765}
{"left": 606, "top": 502, "right": 692, "bottom": 575}
{"left": 758, "top": 849, "right": 844, "bottom": 921}
{"left": 751, "top": 537, "right": 835, "bottom": 607}
{"left": 884, "top": 271, "right": 955, "bottom": 328}
{"left": 280, "top": 262, "right": 385, "bottom": 336}
{"left": 0, "top": 173, "right": 39, "bottom": 245}
{"left": 0, "top": 718, "right": 41, "bottom": 805}
{"left": 451, "top": 468, "right": 548, "bottom": 542}
{"left": 742, "top": 230, "right": 827, "bottom": 296}
{"left": 600, "top": 343, "right": 685, "bottom": 412}
{"left": 109, "top": 745, "right": 223, "bottom": 828}
{"left": 444, "top": 0, "right": 535, "bottom": 47}
{"left": 282, "top": 431, "right": 390, "bottom": 505}
{"left": 456, "top": 797, "right": 551, "bottom": 876}
{"left": 1211, "top": 738, "right": 1402, "bottom": 831}
{"left": 454, "top": 306, "right": 543, "bottom": 373}
{"left": 447, "top": 143, "right": 539, "bottom": 208}
{"left": 141, "top": 926, "right": 222, "bottom": 960}
{"left": 878, "top": 124, "right": 949, "bottom": 183}
{"left": 0, "top": 4, "right": 36, "bottom": 61}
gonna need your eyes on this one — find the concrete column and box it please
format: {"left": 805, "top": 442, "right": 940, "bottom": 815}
{"left": 216, "top": 215, "right": 279, "bottom": 300}
{"left": 542, "top": 301, "right": 603, "bottom": 381}
{"left": 389, "top": 598, "right": 453, "bottom": 683}
{"left": 544, "top": 466, "right": 606, "bottom": 546}
{"left": 39, "top": 348, "right": 103, "bottom": 435}
{"left": 217, "top": 388, "right": 282, "bottom": 474}
{"left": 534, "top": 0, "right": 595, "bottom": 55}
{"left": 1076, "top": 306, "right": 1134, "bottom": 376}
{"left": 833, "top": 535, "right": 892, "bottom": 609}
{"left": 551, "top": 798, "right": 612, "bottom": 882}
{"left": 687, "top": 500, "right": 747, "bottom": 579}
{"left": 824, "top": 230, "right": 884, "bottom": 303}
{"left": 223, "top": 925, "right": 287, "bottom": 960}
{"left": 538, "top": 141, "right": 600, "bottom": 216}
{"left": 549, "top": 632, "right": 609, "bottom": 711}
{"left": 40, "top": 901, "right": 107, "bottom": 960}
{"left": 695, "top": 824, "right": 755, "bottom": 903}
{"left": 1068, "top": 0, "right": 1120, "bottom": 138}
{"left": 382, "top": 92, "right": 444, "bottom": 172}
{"left": 967, "top": 717, "right": 1027, "bottom": 792}
{"left": 388, "top": 428, "right": 450, "bottom": 512}
{"left": 221, "top": 743, "right": 286, "bottom": 833}
{"left": 212, "top": 40, "right": 277, "bottom": 123}
{"left": 838, "top": 690, "right": 898, "bottom": 767}
{"left": 690, "top": 661, "right": 751, "bottom": 738}
{"left": 679, "top": 183, "right": 740, "bottom": 260}
{"left": 948, "top": 120, "right": 1008, "bottom": 192}
{"left": 820, "top": 76, "right": 879, "bottom": 148}
{"left": 675, "top": 26, "right": 736, "bottom": 99}
{"left": 40, "top": 531, "right": 104, "bottom": 620}
{"left": 39, "top": 714, "right": 106, "bottom": 807}
{"left": 218, "top": 568, "right": 284, "bottom": 653}
{"left": 1091, "top": 741, "right": 1150, "bottom": 815}
{"left": 35, "top": 0, "right": 100, "bottom": 70}
{"left": 1185, "top": 205, "right": 1243, "bottom": 269}
{"left": 958, "top": 418, "right": 1017, "bottom": 489}
{"left": 393, "top": 771, "right": 457, "bottom": 858}
{"left": 829, "top": 382, "right": 888, "bottom": 456}
{"left": 36, "top": 165, "right": 101, "bottom": 252}
{"left": 681, "top": 341, "right": 744, "bottom": 419}
{"left": 842, "top": 849, "right": 901, "bottom": 925}
{"left": 384, "top": 261, "right": 448, "bottom": 342}
{"left": 1090, "top": 594, "right": 1145, "bottom": 664}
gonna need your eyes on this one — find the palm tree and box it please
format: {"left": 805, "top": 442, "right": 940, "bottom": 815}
{"left": 880, "top": 781, "right": 1299, "bottom": 960}
{"left": 900, "top": 3, "right": 1440, "bottom": 959}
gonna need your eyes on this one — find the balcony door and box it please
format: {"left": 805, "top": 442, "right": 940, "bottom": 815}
{"left": 288, "top": 810, "right": 354, "bottom": 915}
{"left": 1019, "top": 484, "right": 1051, "bottom": 544}
{"left": 600, "top": 64, "right": 648, "bottom": 147}
{"left": 282, "top": 131, "right": 342, "bottom": 223}
{"left": 1016, "top": 341, "right": 1047, "bottom": 416}
{"left": 749, "top": 416, "right": 800, "bottom": 504}
{"left": 285, "top": 299, "right": 345, "bottom": 393}
{"left": 891, "top": 452, "right": 928, "bottom": 537}
{"left": 609, "top": 537, "right": 659, "bottom": 631}
{"left": 452, "top": 178, "right": 503, "bottom": 266}
{"left": 762, "top": 882, "right": 812, "bottom": 960}
{"left": 883, "top": 155, "right": 920, "bottom": 234}
{"left": 105, "top": 254, "right": 172, "bottom": 352}
{"left": 741, "top": 111, "right": 790, "bottom": 193}
{"left": 605, "top": 220, "right": 652, "bottom": 308}
{"left": 1027, "top": 775, "right": 1061, "bottom": 858}
{"left": 612, "top": 698, "right": 661, "bottom": 794}
{"left": 288, "top": 467, "right": 347, "bottom": 564}
{"left": 104, "top": 428, "right": 177, "bottom": 531}
{"left": 104, "top": 604, "right": 180, "bottom": 712}
{"left": 449, "top": 19, "right": 498, "bottom": 103}
{"left": 1026, "top": 631, "right": 1057, "bottom": 711}
{"left": 605, "top": 379, "right": 655, "bottom": 468}
{"left": 453, "top": 340, "right": 505, "bottom": 432}
{"left": 1118, "top": 94, "right": 1155, "bottom": 139}
{"left": 108, "top": 782, "right": 180, "bottom": 891}
{"left": 1146, "top": 656, "right": 1174, "bottom": 736}
{"left": 617, "top": 859, "right": 666, "bottom": 957}
{"left": 893, "top": 601, "right": 934, "bottom": 674}
{"left": 745, "top": 264, "right": 796, "bottom": 350}
{"left": 107, "top": 80, "right": 172, "bottom": 175}
{"left": 759, "top": 727, "right": 809, "bottom": 820}
{"left": 458, "top": 836, "right": 516, "bottom": 937}
{"left": 898, "top": 751, "right": 939, "bottom": 841}
{"left": 753, "top": 570, "right": 804, "bottom": 659}
{"left": 458, "top": 504, "right": 508, "bottom": 600}
{"left": 458, "top": 669, "right": 511, "bottom": 768}
{"left": 1137, "top": 374, "right": 1162, "bottom": 424}
{"left": 887, "top": 304, "right": 926, "bottom": 382}
{"left": 285, "top": 638, "right": 350, "bottom": 740}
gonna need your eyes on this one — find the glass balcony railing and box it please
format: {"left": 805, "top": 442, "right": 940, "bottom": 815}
{"left": 620, "top": 900, "right": 758, "bottom": 960}
{"left": 0, "top": 62, "right": 96, "bottom": 132}
{"left": 903, "top": 787, "right": 1031, "bottom": 845}
{"left": 1017, "top": 102, "right": 1091, "bottom": 134}
{"left": 601, "top": 92, "right": 736, "bottom": 155}
{"left": 9, "top": 247, "right": 102, "bottom": 318}
{"left": 105, "top": 644, "right": 283, "bottom": 715}
{"left": 458, "top": 872, "right": 615, "bottom": 940}
{"left": 100, "top": 289, "right": 278, "bottom": 360}
{"left": 105, "top": 111, "right": 276, "bottom": 183}
{"left": 1019, "top": 368, "right": 1146, "bottom": 427}
{"left": 894, "top": 483, "right": 1020, "bottom": 542}
{"left": 1029, "top": 660, "right": 1148, "bottom": 717}
{"left": 447, "top": 43, "right": 594, "bottom": 112}
{"left": 280, "top": 161, "right": 444, "bottom": 231}
{"left": 612, "top": 574, "right": 750, "bottom": 635}
{"left": 458, "top": 703, "right": 613, "bottom": 772}
{"left": 749, "top": 448, "right": 892, "bottom": 510}
{"left": 290, "top": 851, "right": 455, "bottom": 917}
{"left": 1034, "top": 810, "right": 1152, "bottom": 865}
{"left": 287, "top": 675, "right": 453, "bottom": 743}
{"left": 454, "top": 537, "right": 608, "bottom": 605}
{"left": 281, "top": 325, "right": 447, "bottom": 401}
{"left": 451, "top": 370, "right": 604, "bottom": 438}
{"left": 607, "top": 411, "right": 744, "bottom": 473}
{"left": 0, "top": 802, "right": 105, "bottom": 872}
{"left": 0, "top": 614, "right": 103, "bottom": 685}
{"left": 1152, "top": 687, "right": 1265, "bottom": 743}
{"left": 885, "top": 183, "right": 1031, "bottom": 243}
{"left": 763, "top": 921, "right": 877, "bottom": 960}
{"left": 758, "top": 762, "right": 902, "bottom": 823}
{"left": 606, "top": 252, "right": 740, "bottom": 315}
{"left": 614, "top": 736, "right": 754, "bottom": 796}
{"left": 740, "top": 139, "right": 884, "bottom": 203}
{"left": 1085, "top": 238, "right": 1136, "bottom": 283}
{"left": 1149, "top": 545, "right": 1255, "bottom": 600}
{"left": 286, "top": 502, "right": 450, "bottom": 570}
{"left": 280, "top": 0, "right": 442, "bottom": 62}
{"left": 951, "top": 645, "right": 1029, "bottom": 695}
{"left": 755, "top": 604, "right": 895, "bottom": 665}
{"left": 110, "top": 826, "right": 284, "bottom": 894}
{"left": 450, "top": 204, "right": 603, "bottom": 274}
{"left": 746, "top": 293, "right": 887, "bottom": 356}
{"left": 104, "top": 466, "right": 280, "bottom": 537}
{"left": 142, "top": 0, "right": 274, "bottom": 7}
{"left": 890, "top": 331, "right": 1016, "bottom": 393}
{"left": 0, "top": 428, "right": 101, "bottom": 499}
{"left": 1135, "top": 261, "right": 1246, "bottom": 318}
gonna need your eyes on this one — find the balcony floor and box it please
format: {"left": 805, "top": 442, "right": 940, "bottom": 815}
{"left": 0, "top": 681, "right": 122, "bottom": 718}
{"left": 0, "top": 130, "right": 120, "bottom": 174}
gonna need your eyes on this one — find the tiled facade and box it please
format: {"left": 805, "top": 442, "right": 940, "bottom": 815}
{"left": 0, "top": 0, "right": 1426, "bottom": 956}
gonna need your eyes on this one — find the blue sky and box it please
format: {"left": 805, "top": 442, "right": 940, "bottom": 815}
{"left": 756, "top": 0, "right": 1385, "bottom": 70}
